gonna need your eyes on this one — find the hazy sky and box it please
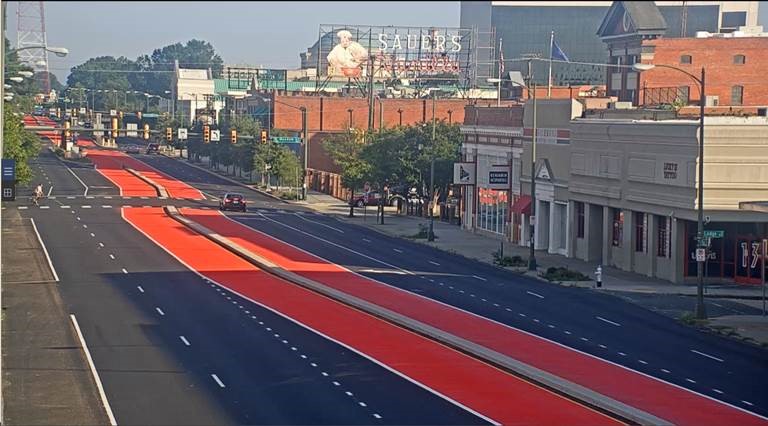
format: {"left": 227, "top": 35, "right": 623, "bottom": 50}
{"left": 6, "top": 1, "right": 461, "bottom": 83}
{"left": 5, "top": 1, "right": 767, "bottom": 84}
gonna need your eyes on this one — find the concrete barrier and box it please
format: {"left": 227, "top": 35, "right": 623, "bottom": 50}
{"left": 163, "top": 205, "right": 671, "bottom": 426}
{"left": 125, "top": 168, "right": 169, "bottom": 198}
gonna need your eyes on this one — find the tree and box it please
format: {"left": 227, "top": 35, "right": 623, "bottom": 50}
{"left": 272, "top": 146, "right": 302, "bottom": 189}
{"left": 138, "top": 39, "right": 224, "bottom": 96}
{"left": 323, "top": 131, "right": 371, "bottom": 200}
{"left": 66, "top": 56, "right": 137, "bottom": 110}
{"left": 2, "top": 106, "right": 40, "bottom": 184}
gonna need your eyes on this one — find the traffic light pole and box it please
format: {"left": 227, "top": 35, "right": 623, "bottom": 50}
{"left": 301, "top": 106, "right": 308, "bottom": 201}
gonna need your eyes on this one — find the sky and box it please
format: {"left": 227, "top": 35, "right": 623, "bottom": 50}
{"left": 5, "top": 1, "right": 461, "bottom": 83}
{"left": 5, "top": 1, "right": 767, "bottom": 84}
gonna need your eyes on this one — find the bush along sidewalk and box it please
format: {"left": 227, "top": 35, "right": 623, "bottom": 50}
{"left": 541, "top": 266, "right": 591, "bottom": 282}
{"left": 492, "top": 250, "right": 527, "bottom": 268}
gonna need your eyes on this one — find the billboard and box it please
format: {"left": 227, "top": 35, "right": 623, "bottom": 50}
{"left": 315, "top": 24, "right": 473, "bottom": 84}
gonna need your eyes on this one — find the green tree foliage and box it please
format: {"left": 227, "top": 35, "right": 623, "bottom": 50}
{"left": 271, "top": 146, "right": 302, "bottom": 187}
{"left": 227, "top": 114, "right": 261, "bottom": 137}
{"left": 323, "top": 131, "right": 371, "bottom": 198}
{"left": 2, "top": 106, "right": 40, "bottom": 184}
{"left": 137, "top": 39, "right": 224, "bottom": 96}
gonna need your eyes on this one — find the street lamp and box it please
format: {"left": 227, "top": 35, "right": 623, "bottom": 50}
{"left": 427, "top": 89, "right": 438, "bottom": 241}
{"left": 633, "top": 62, "right": 707, "bottom": 319}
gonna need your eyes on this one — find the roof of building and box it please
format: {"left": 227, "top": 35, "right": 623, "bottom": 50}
{"left": 213, "top": 78, "right": 251, "bottom": 94}
{"left": 597, "top": 1, "right": 667, "bottom": 38}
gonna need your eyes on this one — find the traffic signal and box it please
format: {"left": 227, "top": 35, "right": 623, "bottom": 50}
{"left": 166, "top": 127, "right": 173, "bottom": 143}
{"left": 230, "top": 129, "right": 237, "bottom": 144}
{"left": 260, "top": 129, "right": 268, "bottom": 144}
{"left": 203, "top": 125, "right": 210, "bottom": 143}
{"left": 111, "top": 117, "right": 118, "bottom": 139}
{"left": 143, "top": 123, "right": 150, "bottom": 140}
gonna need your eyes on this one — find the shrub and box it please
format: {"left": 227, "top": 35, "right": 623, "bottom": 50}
{"left": 492, "top": 250, "right": 527, "bottom": 267}
{"left": 542, "top": 266, "right": 590, "bottom": 282}
{"left": 408, "top": 223, "right": 436, "bottom": 240}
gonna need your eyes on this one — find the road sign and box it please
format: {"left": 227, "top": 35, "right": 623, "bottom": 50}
{"left": 2, "top": 159, "right": 16, "bottom": 181}
{"left": 270, "top": 136, "right": 301, "bottom": 144}
{"left": 177, "top": 129, "right": 188, "bottom": 140}
{"left": 703, "top": 230, "right": 724, "bottom": 239}
{"left": 110, "top": 109, "right": 117, "bottom": 116}
{"left": 696, "top": 248, "right": 707, "bottom": 262}
{"left": 211, "top": 129, "right": 220, "bottom": 142}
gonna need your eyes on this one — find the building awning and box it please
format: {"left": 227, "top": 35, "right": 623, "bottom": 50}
{"left": 512, "top": 195, "right": 531, "bottom": 215}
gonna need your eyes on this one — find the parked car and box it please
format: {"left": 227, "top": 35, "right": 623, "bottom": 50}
{"left": 219, "top": 193, "right": 247, "bottom": 212}
{"left": 125, "top": 145, "right": 141, "bottom": 154}
{"left": 145, "top": 143, "right": 159, "bottom": 154}
{"left": 349, "top": 191, "right": 384, "bottom": 207}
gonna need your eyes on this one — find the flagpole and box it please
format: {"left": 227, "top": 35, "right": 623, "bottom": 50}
{"left": 548, "top": 30, "right": 554, "bottom": 98}
{"left": 498, "top": 37, "right": 503, "bottom": 107}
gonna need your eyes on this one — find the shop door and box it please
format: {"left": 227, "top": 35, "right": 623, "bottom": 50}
{"left": 735, "top": 237, "right": 762, "bottom": 285}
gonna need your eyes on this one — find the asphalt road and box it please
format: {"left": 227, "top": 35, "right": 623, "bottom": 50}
{"left": 137, "top": 153, "right": 768, "bottom": 419}
{"left": 10, "top": 149, "right": 492, "bottom": 424}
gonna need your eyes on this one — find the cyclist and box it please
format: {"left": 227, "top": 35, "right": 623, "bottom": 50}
{"left": 33, "top": 183, "right": 44, "bottom": 206}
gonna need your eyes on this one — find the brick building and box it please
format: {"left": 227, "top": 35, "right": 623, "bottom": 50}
{"left": 598, "top": 1, "right": 768, "bottom": 107}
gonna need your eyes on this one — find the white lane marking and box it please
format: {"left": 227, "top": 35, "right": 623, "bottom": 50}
{"left": 580, "top": 337, "right": 588, "bottom": 341}
{"left": 179, "top": 336, "right": 191, "bottom": 346}
{"left": 691, "top": 349, "right": 724, "bottom": 363}
{"left": 47, "top": 186, "right": 53, "bottom": 197}
{"left": 121, "top": 268, "right": 128, "bottom": 274}
{"left": 596, "top": 316, "right": 622, "bottom": 327}
{"left": 39, "top": 205, "right": 50, "bottom": 209}
{"left": 77, "top": 217, "right": 81, "bottom": 221}
{"left": 526, "top": 291, "right": 544, "bottom": 299}
{"left": 60, "top": 205, "right": 71, "bottom": 208}
{"left": 359, "top": 402, "right": 367, "bottom": 407}
{"left": 472, "top": 275, "right": 487, "bottom": 281}
{"left": 82, "top": 205, "right": 92, "bottom": 209}
{"left": 70, "top": 315, "right": 117, "bottom": 425}
{"left": 393, "top": 248, "right": 403, "bottom": 253}
{"left": 64, "top": 166, "right": 89, "bottom": 196}
{"left": 18, "top": 206, "right": 28, "bottom": 210}
{"left": 67, "top": 196, "right": 75, "bottom": 199}
{"left": 103, "top": 196, "right": 112, "bottom": 199}
{"left": 638, "top": 360, "right": 648, "bottom": 365}
{"left": 137, "top": 286, "right": 144, "bottom": 293}
{"left": 599, "top": 344, "right": 608, "bottom": 349}
{"left": 102, "top": 205, "right": 112, "bottom": 209}
{"left": 661, "top": 369, "right": 671, "bottom": 373}
{"left": 90, "top": 233, "right": 95, "bottom": 237}
{"left": 332, "top": 381, "right": 340, "bottom": 386}
{"left": 429, "top": 261, "right": 441, "bottom": 266}
{"left": 211, "top": 374, "right": 225, "bottom": 388}
{"left": 321, "top": 372, "right": 329, "bottom": 377}
{"left": 99, "top": 243, "right": 104, "bottom": 248}
{"left": 518, "top": 313, "right": 526, "bottom": 317}
{"left": 310, "top": 363, "right": 318, "bottom": 367}
{"left": 345, "top": 391, "right": 353, "bottom": 396}
{"left": 712, "top": 388, "right": 724, "bottom": 394}
{"left": 686, "top": 378, "right": 697, "bottom": 384}
{"left": 155, "top": 307, "right": 165, "bottom": 316}
{"left": 373, "top": 414, "right": 382, "bottom": 419}
{"left": 362, "top": 238, "right": 371, "bottom": 243}
{"left": 109, "top": 254, "right": 115, "bottom": 260}
{"left": 83, "top": 224, "right": 88, "bottom": 229}
{"left": 564, "top": 331, "right": 572, "bottom": 335}
{"left": 618, "top": 352, "right": 627, "bottom": 356}
{"left": 86, "top": 196, "right": 94, "bottom": 199}
{"left": 30, "top": 218, "right": 59, "bottom": 282}
{"left": 742, "top": 401, "right": 754, "bottom": 407}
{"left": 548, "top": 324, "right": 555, "bottom": 329}
{"left": 293, "top": 212, "right": 345, "bottom": 233}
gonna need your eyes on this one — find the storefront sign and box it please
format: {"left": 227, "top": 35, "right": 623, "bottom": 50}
{"left": 488, "top": 170, "right": 509, "bottom": 190}
{"left": 453, "top": 162, "right": 475, "bottom": 185}
{"left": 663, "top": 162, "right": 678, "bottom": 179}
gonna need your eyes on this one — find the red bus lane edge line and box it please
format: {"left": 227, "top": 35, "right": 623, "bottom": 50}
{"left": 200, "top": 208, "right": 768, "bottom": 426}
{"left": 121, "top": 207, "right": 620, "bottom": 426}
{"left": 170, "top": 207, "right": 656, "bottom": 425}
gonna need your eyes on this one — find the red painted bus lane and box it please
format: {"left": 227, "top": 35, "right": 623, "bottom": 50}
{"left": 181, "top": 208, "right": 768, "bottom": 426}
{"left": 123, "top": 207, "right": 620, "bottom": 426}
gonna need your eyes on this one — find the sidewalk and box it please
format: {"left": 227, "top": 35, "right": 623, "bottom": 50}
{"left": 1, "top": 210, "right": 107, "bottom": 425}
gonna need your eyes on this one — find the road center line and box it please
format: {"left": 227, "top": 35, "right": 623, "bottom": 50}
{"left": 596, "top": 316, "right": 622, "bottom": 327}
{"left": 690, "top": 349, "right": 724, "bottom": 362}
{"left": 526, "top": 290, "right": 544, "bottom": 299}
{"left": 211, "top": 374, "right": 225, "bottom": 388}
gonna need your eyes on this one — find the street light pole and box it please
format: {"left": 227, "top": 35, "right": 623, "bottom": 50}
{"left": 428, "top": 92, "right": 436, "bottom": 241}
{"left": 695, "top": 66, "right": 707, "bottom": 320}
{"left": 301, "top": 106, "right": 308, "bottom": 201}
{"left": 528, "top": 82, "right": 538, "bottom": 271}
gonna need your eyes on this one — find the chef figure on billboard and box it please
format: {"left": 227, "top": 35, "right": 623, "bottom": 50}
{"left": 327, "top": 30, "right": 368, "bottom": 77}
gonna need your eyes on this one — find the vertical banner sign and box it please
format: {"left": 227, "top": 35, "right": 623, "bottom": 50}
{"left": 2, "top": 159, "right": 17, "bottom": 201}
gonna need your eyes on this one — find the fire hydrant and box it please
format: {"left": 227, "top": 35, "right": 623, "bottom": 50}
{"left": 596, "top": 265, "right": 603, "bottom": 288}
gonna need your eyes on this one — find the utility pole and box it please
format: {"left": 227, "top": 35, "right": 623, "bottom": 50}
{"left": 367, "top": 55, "right": 375, "bottom": 132}
{"left": 528, "top": 82, "right": 537, "bottom": 271}
{"left": 301, "top": 106, "right": 308, "bottom": 201}
{"left": 428, "top": 92, "right": 436, "bottom": 241}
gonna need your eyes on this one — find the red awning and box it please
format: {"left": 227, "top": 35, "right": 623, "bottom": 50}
{"left": 511, "top": 195, "right": 532, "bottom": 215}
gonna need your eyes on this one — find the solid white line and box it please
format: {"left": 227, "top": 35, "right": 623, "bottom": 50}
{"left": 526, "top": 290, "right": 544, "bottom": 299}
{"left": 742, "top": 401, "right": 754, "bottom": 407}
{"left": 472, "top": 275, "right": 487, "bottom": 281}
{"left": 211, "top": 374, "right": 225, "bottom": 388}
{"left": 155, "top": 307, "right": 165, "bottom": 316}
{"left": 179, "top": 336, "right": 190, "bottom": 346}
{"left": 362, "top": 238, "right": 371, "bottom": 243}
{"left": 293, "top": 213, "right": 345, "bottom": 233}
{"left": 596, "top": 316, "right": 622, "bottom": 327}
{"left": 64, "top": 166, "right": 89, "bottom": 196}
{"left": 137, "top": 286, "right": 144, "bottom": 293}
{"left": 47, "top": 186, "right": 53, "bottom": 197}
{"left": 691, "top": 349, "right": 724, "bottom": 363}
{"left": 429, "top": 261, "right": 440, "bottom": 266}
{"left": 69, "top": 315, "right": 117, "bottom": 425}
{"left": 30, "top": 218, "right": 59, "bottom": 282}
{"left": 393, "top": 248, "right": 403, "bottom": 253}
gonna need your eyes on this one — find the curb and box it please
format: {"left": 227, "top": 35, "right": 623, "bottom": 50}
{"left": 163, "top": 205, "right": 671, "bottom": 426}
{"left": 125, "top": 168, "right": 169, "bottom": 198}
{"left": 160, "top": 154, "right": 288, "bottom": 203}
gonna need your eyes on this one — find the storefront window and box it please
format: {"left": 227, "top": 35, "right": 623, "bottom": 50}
{"left": 576, "top": 202, "right": 585, "bottom": 239}
{"left": 478, "top": 187, "right": 508, "bottom": 235}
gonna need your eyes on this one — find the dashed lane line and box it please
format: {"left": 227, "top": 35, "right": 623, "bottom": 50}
{"left": 526, "top": 290, "right": 544, "bottom": 299}
{"left": 180, "top": 336, "right": 191, "bottom": 346}
{"left": 211, "top": 374, "right": 225, "bottom": 388}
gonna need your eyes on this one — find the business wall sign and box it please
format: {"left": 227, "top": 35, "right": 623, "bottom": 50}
{"left": 453, "top": 162, "right": 475, "bottom": 185}
{"left": 488, "top": 168, "right": 509, "bottom": 190}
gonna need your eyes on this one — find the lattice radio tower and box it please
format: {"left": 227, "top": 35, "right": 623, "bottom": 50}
{"left": 16, "top": 1, "right": 50, "bottom": 94}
